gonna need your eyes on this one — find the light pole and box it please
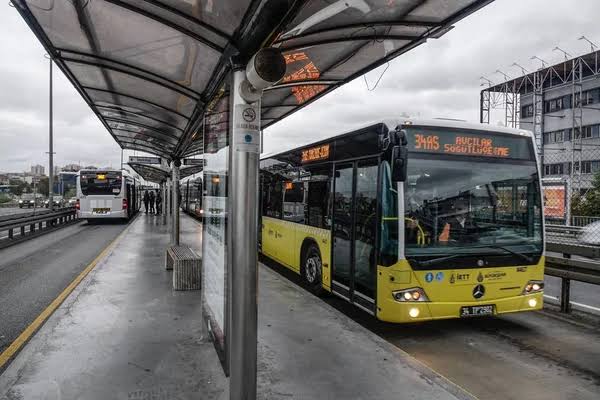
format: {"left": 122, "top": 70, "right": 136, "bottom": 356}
{"left": 578, "top": 36, "right": 598, "bottom": 52}
{"left": 45, "top": 54, "right": 54, "bottom": 211}
{"left": 511, "top": 62, "right": 529, "bottom": 75}
{"left": 530, "top": 55, "right": 548, "bottom": 68}
{"left": 553, "top": 46, "right": 572, "bottom": 61}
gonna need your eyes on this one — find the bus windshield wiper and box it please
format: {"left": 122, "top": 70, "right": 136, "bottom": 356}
{"left": 411, "top": 253, "right": 467, "bottom": 268}
{"left": 411, "top": 245, "right": 534, "bottom": 268}
{"left": 472, "top": 245, "right": 534, "bottom": 264}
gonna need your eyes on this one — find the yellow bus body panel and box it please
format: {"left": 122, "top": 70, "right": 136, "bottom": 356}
{"left": 261, "top": 216, "right": 332, "bottom": 290}
{"left": 376, "top": 256, "right": 545, "bottom": 323}
{"left": 262, "top": 217, "right": 544, "bottom": 323}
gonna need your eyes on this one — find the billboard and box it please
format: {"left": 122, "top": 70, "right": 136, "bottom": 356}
{"left": 543, "top": 183, "right": 566, "bottom": 220}
{"left": 201, "top": 83, "right": 230, "bottom": 375}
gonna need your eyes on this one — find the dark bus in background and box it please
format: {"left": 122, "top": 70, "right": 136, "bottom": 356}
{"left": 181, "top": 173, "right": 227, "bottom": 221}
{"left": 181, "top": 177, "right": 203, "bottom": 219}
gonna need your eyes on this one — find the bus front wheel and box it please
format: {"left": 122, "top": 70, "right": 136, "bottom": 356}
{"left": 302, "top": 244, "right": 324, "bottom": 296}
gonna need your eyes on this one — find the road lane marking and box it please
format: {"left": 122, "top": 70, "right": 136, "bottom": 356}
{"left": 543, "top": 294, "right": 600, "bottom": 313}
{"left": 0, "top": 218, "right": 135, "bottom": 369}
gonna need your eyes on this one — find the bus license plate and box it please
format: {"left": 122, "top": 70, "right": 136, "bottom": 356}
{"left": 93, "top": 208, "right": 110, "bottom": 214}
{"left": 460, "top": 305, "right": 494, "bottom": 318}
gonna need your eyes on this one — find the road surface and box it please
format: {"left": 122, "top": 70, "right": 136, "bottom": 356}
{"left": 0, "top": 220, "right": 129, "bottom": 361}
{"left": 264, "top": 258, "right": 600, "bottom": 400}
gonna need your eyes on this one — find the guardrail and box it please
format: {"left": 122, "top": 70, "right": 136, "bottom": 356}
{"left": 572, "top": 215, "right": 600, "bottom": 227}
{"left": 0, "top": 207, "right": 78, "bottom": 249}
{"left": 545, "top": 255, "right": 600, "bottom": 313}
{"left": 545, "top": 224, "right": 582, "bottom": 235}
{"left": 545, "top": 224, "right": 600, "bottom": 313}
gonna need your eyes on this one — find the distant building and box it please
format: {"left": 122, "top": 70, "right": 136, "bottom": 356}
{"left": 7, "top": 173, "right": 25, "bottom": 182}
{"left": 481, "top": 49, "right": 600, "bottom": 196}
{"left": 84, "top": 165, "right": 98, "bottom": 170}
{"left": 62, "top": 164, "right": 81, "bottom": 172}
{"left": 31, "top": 165, "right": 45, "bottom": 176}
{"left": 0, "top": 174, "right": 8, "bottom": 185}
{"left": 53, "top": 166, "right": 61, "bottom": 176}
{"left": 54, "top": 172, "right": 78, "bottom": 196}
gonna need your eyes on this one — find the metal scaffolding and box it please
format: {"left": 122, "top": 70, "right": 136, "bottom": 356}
{"left": 480, "top": 50, "right": 600, "bottom": 224}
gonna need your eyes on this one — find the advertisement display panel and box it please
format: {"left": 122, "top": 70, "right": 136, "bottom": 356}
{"left": 201, "top": 84, "right": 230, "bottom": 374}
{"left": 543, "top": 183, "right": 567, "bottom": 221}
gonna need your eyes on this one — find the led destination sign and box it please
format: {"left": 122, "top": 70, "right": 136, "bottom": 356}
{"left": 301, "top": 144, "right": 330, "bottom": 163}
{"left": 407, "top": 129, "right": 532, "bottom": 160}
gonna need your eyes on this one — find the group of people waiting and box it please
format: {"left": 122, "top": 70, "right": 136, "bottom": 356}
{"left": 143, "top": 189, "right": 162, "bottom": 215}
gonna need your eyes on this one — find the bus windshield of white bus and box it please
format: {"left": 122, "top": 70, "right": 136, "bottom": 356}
{"left": 381, "top": 128, "right": 543, "bottom": 269}
{"left": 80, "top": 171, "right": 122, "bottom": 196}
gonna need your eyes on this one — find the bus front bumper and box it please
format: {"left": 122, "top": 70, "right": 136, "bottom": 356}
{"left": 377, "top": 292, "right": 544, "bottom": 323}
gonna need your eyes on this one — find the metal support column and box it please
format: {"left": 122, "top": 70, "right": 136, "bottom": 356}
{"left": 229, "top": 68, "right": 260, "bottom": 400}
{"left": 532, "top": 71, "right": 544, "bottom": 156}
{"left": 48, "top": 56, "right": 54, "bottom": 211}
{"left": 166, "top": 177, "right": 171, "bottom": 218}
{"left": 560, "top": 278, "right": 571, "bottom": 313}
{"left": 172, "top": 160, "right": 180, "bottom": 245}
{"left": 162, "top": 181, "right": 167, "bottom": 225}
{"left": 571, "top": 57, "right": 584, "bottom": 221}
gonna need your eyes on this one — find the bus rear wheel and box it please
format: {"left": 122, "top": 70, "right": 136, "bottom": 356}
{"left": 302, "top": 244, "right": 324, "bottom": 296}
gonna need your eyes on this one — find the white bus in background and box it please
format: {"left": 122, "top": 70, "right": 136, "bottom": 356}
{"left": 76, "top": 169, "right": 140, "bottom": 222}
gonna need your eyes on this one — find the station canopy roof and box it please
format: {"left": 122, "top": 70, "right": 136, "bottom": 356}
{"left": 13, "top": 0, "right": 492, "bottom": 161}
{"left": 129, "top": 162, "right": 203, "bottom": 183}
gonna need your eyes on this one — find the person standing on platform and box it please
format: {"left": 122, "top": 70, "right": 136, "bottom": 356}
{"left": 143, "top": 190, "right": 149, "bottom": 214}
{"left": 156, "top": 190, "right": 162, "bottom": 215}
{"left": 149, "top": 190, "right": 155, "bottom": 214}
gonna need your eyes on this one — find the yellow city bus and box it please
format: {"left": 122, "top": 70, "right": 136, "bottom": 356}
{"left": 259, "top": 119, "right": 545, "bottom": 322}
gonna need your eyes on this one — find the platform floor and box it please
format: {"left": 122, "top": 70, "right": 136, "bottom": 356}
{"left": 0, "top": 213, "right": 474, "bottom": 400}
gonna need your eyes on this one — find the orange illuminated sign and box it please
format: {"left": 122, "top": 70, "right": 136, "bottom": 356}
{"left": 413, "top": 134, "right": 510, "bottom": 157}
{"left": 291, "top": 84, "right": 327, "bottom": 104}
{"left": 301, "top": 144, "right": 330, "bottom": 163}
{"left": 543, "top": 185, "right": 566, "bottom": 218}
{"left": 284, "top": 182, "right": 293, "bottom": 190}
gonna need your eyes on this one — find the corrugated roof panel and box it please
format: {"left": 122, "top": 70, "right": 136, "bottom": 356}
{"left": 13, "top": 0, "right": 493, "bottom": 159}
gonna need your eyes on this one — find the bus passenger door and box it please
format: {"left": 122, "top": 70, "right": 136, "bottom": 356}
{"left": 332, "top": 159, "right": 378, "bottom": 314}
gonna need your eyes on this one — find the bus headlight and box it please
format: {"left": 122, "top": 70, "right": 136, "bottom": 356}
{"left": 523, "top": 280, "right": 544, "bottom": 295}
{"left": 392, "top": 288, "right": 430, "bottom": 302}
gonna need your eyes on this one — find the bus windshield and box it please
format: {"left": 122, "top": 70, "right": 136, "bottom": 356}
{"left": 80, "top": 171, "right": 122, "bottom": 196}
{"left": 403, "top": 156, "right": 542, "bottom": 269}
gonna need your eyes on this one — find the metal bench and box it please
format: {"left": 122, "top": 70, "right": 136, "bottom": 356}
{"left": 165, "top": 245, "right": 202, "bottom": 290}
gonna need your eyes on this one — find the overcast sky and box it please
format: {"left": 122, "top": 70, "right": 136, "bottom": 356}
{"left": 1, "top": 0, "right": 600, "bottom": 172}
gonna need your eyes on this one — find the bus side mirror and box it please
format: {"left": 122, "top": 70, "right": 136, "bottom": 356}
{"left": 391, "top": 146, "right": 408, "bottom": 182}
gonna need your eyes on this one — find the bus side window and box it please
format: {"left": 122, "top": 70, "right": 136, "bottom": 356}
{"left": 263, "top": 174, "right": 283, "bottom": 219}
{"left": 283, "top": 182, "right": 305, "bottom": 223}
{"left": 307, "top": 180, "right": 331, "bottom": 229}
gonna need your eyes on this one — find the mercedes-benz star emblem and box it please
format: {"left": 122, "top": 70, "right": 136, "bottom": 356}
{"left": 473, "top": 284, "right": 485, "bottom": 299}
